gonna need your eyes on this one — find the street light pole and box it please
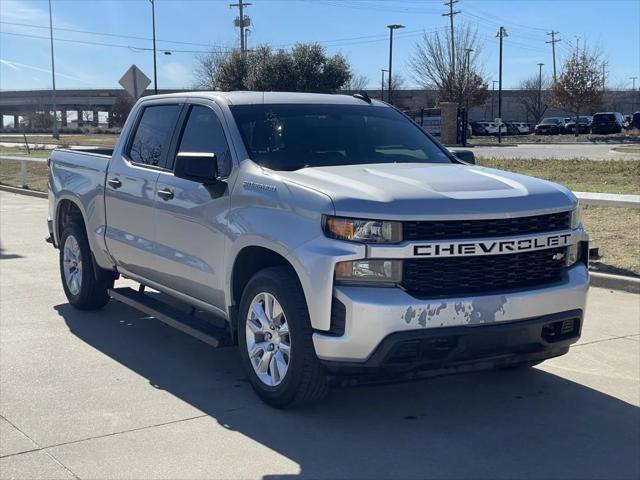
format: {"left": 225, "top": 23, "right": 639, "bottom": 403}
{"left": 386, "top": 24, "right": 405, "bottom": 105}
{"left": 496, "top": 26, "right": 507, "bottom": 143}
{"left": 150, "top": 0, "right": 158, "bottom": 94}
{"left": 537, "top": 63, "right": 544, "bottom": 120}
{"left": 381, "top": 69, "right": 388, "bottom": 101}
{"left": 48, "top": 0, "right": 59, "bottom": 139}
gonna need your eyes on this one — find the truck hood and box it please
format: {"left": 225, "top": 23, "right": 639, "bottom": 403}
{"left": 277, "top": 163, "right": 576, "bottom": 220}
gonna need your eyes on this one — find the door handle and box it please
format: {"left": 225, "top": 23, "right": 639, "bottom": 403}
{"left": 107, "top": 178, "right": 122, "bottom": 189}
{"left": 157, "top": 188, "right": 174, "bottom": 201}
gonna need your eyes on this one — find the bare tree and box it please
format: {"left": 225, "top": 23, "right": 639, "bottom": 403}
{"left": 384, "top": 74, "right": 406, "bottom": 92}
{"left": 111, "top": 93, "right": 135, "bottom": 128}
{"left": 553, "top": 45, "right": 604, "bottom": 135}
{"left": 409, "top": 24, "right": 489, "bottom": 107}
{"left": 343, "top": 73, "right": 369, "bottom": 91}
{"left": 515, "top": 74, "right": 552, "bottom": 124}
{"left": 193, "top": 50, "right": 233, "bottom": 90}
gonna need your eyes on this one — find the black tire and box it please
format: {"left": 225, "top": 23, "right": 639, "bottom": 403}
{"left": 237, "top": 266, "right": 328, "bottom": 408}
{"left": 59, "top": 222, "right": 114, "bottom": 310}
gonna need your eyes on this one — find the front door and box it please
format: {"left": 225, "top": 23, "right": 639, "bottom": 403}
{"left": 104, "top": 102, "right": 182, "bottom": 280}
{"left": 153, "top": 102, "right": 234, "bottom": 309}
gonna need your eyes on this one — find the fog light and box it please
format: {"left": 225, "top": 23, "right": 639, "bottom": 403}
{"left": 335, "top": 260, "right": 402, "bottom": 285}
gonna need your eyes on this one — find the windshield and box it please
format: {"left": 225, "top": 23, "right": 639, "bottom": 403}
{"left": 229, "top": 103, "right": 452, "bottom": 171}
{"left": 541, "top": 118, "right": 562, "bottom": 124}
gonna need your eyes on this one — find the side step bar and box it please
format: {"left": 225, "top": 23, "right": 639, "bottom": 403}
{"left": 108, "top": 287, "right": 231, "bottom": 348}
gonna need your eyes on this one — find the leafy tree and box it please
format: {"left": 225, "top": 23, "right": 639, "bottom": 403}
{"left": 409, "top": 24, "right": 489, "bottom": 107}
{"left": 193, "top": 43, "right": 352, "bottom": 93}
{"left": 515, "top": 74, "right": 552, "bottom": 124}
{"left": 553, "top": 46, "right": 604, "bottom": 135}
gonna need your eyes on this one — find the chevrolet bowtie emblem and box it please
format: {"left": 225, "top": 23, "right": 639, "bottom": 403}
{"left": 552, "top": 252, "right": 565, "bottom": 261}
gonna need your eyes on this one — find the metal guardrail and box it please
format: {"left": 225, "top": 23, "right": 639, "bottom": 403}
{"left": 1, "top": 154, "right": 639, "bottom": 209}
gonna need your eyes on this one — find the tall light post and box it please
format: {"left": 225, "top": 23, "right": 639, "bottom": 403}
{"left": 48, "top": 0, "right": 58, "bottom": 138}
{"left": 537, "top": 63, "right": 544, "bottom": 120}
{"left": 631, "top": 76, "right": 638, "bottom": 113}
{"left": 386, "top": 24, "right": 405, "bottom": 105}
{"left": 381, "top": 69, "right": 388, "bottom": 100}
{"left": 464, "top": 48, "right": 474, "bottom": 110}
{"left": 150, "top": 0, "right": 158, "bottom": 94}
{"left": 496, "top": 26, "right": 507, "bottom": 143}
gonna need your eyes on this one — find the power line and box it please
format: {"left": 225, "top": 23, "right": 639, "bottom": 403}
{"left": 546, "top": 30, "right": 560, "bottom": 82}
{"left": 442, "top": 0, "right": 460, "bottom": 76}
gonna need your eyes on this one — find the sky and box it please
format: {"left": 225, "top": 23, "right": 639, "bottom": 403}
{"left": 0, "top": 0, "right": 639, "bottom": 92}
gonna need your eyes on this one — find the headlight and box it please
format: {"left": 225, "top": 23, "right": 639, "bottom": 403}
{"left": 570, "top": 205, "right": 582, "bottom": 229}
{"left": 565, "top": 242, "right": 581, "bottom": 267}
{"left": 335, "top": 260, "right": 402, "bottom": 285}
{"left": 323, "top": 216, "right": 402, "bottom": 243}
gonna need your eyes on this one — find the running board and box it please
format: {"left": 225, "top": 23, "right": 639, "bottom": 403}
{"left": 108, "top": 287, "right": 230, "bottom": 348}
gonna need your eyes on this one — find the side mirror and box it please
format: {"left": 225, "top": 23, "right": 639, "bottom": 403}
{"left": 174, "top": 152, "right": 218, "bottom": 183}
{"left": 449, "top": 148, "right": 476, "bottom": 165}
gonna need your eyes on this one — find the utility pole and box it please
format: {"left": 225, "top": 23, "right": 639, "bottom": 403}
{"left": 230, "top": 0, "right": 251, "bottom": 55}
{"left": 496, "top": 26, "right": 507, "bottom": 143}
{"left": 546, "top": 30, "right": 560, "bottom": 83}
{"left": 381, "top": 69, "right": 388, "bottom": 100}
{"left": 149, "top": 0, "right": 158, "bottom": 94}
{"left": 491, "top": 80, "right": 498, "bottom": 120}
{"left": 442, "top": 0, "right": 460, "bottom": 78}
{"left": 48, "top": 0, "right": 58, "bottom": 139}
{"left": 602, "top": 62, "right": 607, "bottom": 92}
{"left": 386, "top": 24, "right": 405, "bottom": 104}
{"left": 631, "top": 77, "right": 637, "bottom": 91}
{"left": 464, "top": 48, "right": 473, "bottom": 109}
{"left": 537, "top": 63, "right": 544, "bottom": 120}
{"left": 632, "top": 77, "right": 638, "bottom": 113}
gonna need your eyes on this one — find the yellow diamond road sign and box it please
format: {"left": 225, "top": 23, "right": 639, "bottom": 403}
{"left": 119, "top": 65, "right": 151, "bottom": 100}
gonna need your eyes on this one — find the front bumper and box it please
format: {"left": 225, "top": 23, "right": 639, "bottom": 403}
{"left": 313, "top": 263, "right": 589, "bottom": 363}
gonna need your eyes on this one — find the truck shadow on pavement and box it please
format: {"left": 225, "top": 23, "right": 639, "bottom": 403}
{"left": 55, "top": 301, "right": 640, "bottom": 480}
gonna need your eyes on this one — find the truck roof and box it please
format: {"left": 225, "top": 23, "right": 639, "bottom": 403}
{"left": 149, "top": 91, "right": 385, "bottom": 106}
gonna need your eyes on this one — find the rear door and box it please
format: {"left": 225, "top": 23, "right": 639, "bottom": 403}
{"left": 104, "top": 101, "right": 183, "bottom": 280}
{"left": 152, "top": 101, "right": 235, "bottom": 309}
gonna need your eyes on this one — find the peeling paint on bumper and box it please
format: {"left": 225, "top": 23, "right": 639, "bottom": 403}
{"left": 313, "top": 264, "right": 589, "bottom": 362}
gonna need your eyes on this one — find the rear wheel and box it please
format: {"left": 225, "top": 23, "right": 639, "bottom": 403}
{"left": 238, "top": 266, "right": 327, "bottom": 408}
{"left": 59, "top": 222, "right": 114, "bottom": 310}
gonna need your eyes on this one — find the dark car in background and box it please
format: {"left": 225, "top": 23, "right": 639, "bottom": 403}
{"left": 591, "top": 112, "right": 626, "bottom": 134}
{"left": 535, "top": 117, "right": 566, "bottom": 135}
{"left": 629, "top": 112, "right": 640, "bottom": 129}
{"left": 565, "top": 116, "right": 593, "bottom": 134}
{"left": 504, "top": 122, "right": 520, "bottom": 135}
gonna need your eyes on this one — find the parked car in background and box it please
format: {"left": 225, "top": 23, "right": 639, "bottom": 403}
{"left": 565, "top": 116, "right": 593, "bottom": 134}
{"left": 511, "top": 122, "right": 531, "bottom": 134}
{"left": 504, "top": 122, "right": 520, "bottom": 135}
{"left": 591, "top": 112, "right": 627, "bottom": 134}
{"left": 535, "top": 117, "right": 566, "bottom": 135}
{"left": 470, "top": 122, "right": 489, "bottom": 136}
{"left": 473, "top": 121, "right": 498, "bottom": 135}
{"left": 630, "top": 112, "right": 640, "bottom": 129}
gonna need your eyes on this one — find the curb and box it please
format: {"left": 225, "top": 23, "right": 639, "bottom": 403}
{"left": 590, "top": 272, "right": 640, "bottom": 294}
{"left": 0, "top": 184, "right": 47, "bottom": 199}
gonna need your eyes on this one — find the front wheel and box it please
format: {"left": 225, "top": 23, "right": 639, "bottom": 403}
{"left": 59, "top": 222, "right": 114, "bottom": 310}
{"left": 238, "top": 267, "right": 328, "bottom": 408}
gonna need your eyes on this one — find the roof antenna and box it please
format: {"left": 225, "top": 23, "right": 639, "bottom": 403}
{"left": 353, "top": 90, "right": 371, "bottom": 104}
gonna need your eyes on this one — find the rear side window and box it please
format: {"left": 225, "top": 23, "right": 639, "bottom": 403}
{"left": 176, "top": 105, "right": 232, "bottom": 176}
{"left": 128, "top": 104, "right": 181, "bottom": 167}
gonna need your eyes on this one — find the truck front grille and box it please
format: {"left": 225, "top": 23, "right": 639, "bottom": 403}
{"left": 401, "top": 248, "right": 567, "bottom": 298}
{"left": 404, "top": 211, "right": 571, "bottom": 241}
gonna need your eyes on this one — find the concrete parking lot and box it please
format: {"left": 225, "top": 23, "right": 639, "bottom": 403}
{"left": 1, "top": 190, "right": 639, "bottom": 480}
{"left": 473, "top": 143, "right": 639, "bottom": 160}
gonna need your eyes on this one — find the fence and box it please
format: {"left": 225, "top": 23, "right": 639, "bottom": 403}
{"left": 1, "top": 154, "right": 639, "bottom": 209}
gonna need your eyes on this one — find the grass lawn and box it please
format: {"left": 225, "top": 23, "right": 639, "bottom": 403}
{"left": 477, "top": 158, "right": 640, "bottom": 195}
{"left": 0, "top": 134, "right": 118, "bottom": 147}
{"left": 583, "top": 206, "right": 640, "bottom": 276}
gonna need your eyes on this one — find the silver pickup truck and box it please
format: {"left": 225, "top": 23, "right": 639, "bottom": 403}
{"left": 48, "top": 92, "right": 589, "bottom": 407}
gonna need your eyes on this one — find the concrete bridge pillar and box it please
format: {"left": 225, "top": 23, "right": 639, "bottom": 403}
{"left": 61, "top": 110, "right": 68, "bottom": 127}
{"left": 107, "top": 110, "right": 114, "bottom": 129}
{"left": 77, "top": 109, "right": 84, "bottom": 127}
{"left": 92, "top": 110, "right": 99, "bottom": 127}
{"left": 14, "top": 115, "right": 20, "bottom": 128}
